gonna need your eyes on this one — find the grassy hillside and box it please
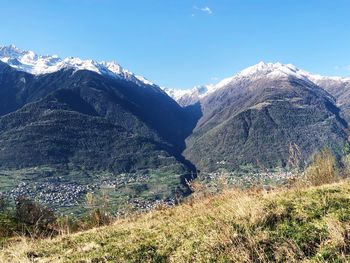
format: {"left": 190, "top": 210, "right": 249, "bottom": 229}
{"left": 2, "top": 181, "right": 350, "bottom": 262}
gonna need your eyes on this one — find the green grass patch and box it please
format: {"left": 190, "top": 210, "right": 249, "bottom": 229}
{"left": 2, "top": 182, "right": 350, "bottom": 262}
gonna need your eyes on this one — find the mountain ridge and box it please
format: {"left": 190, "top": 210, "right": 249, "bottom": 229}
{"left": 164, "top": 62, "right": 350, "bottom": 107}
{"left": 2, "top": 45, "right": 349, "bottom": 107}
{"left": 0, "top": 45, "right": 156, "bottom": 88}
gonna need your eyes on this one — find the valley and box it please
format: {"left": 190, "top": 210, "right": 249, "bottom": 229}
{"left": 0, "top": 46, "right": 350, "bottom": 215}
{"left": 2, "top": 1, "right": 350, "bottom": 261}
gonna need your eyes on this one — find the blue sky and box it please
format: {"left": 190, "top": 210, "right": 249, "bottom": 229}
{"left": 1, "top": 0, "right": 350, "bottom": 89}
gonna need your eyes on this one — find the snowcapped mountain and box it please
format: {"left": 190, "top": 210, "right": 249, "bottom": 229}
{"left": 183, "top": 62, "right": 350, "bottom": 172}
{"left": 0, "top": 45, "right": 155, "bottom": 87}
{"left": 165, "top": 62, "right": 350, "bottom": 106}
{"left": 2, "top": 45, "right": 349, "bottom": 108}
{"left": 163, "top": 85, "right": 217, "bottom": 106}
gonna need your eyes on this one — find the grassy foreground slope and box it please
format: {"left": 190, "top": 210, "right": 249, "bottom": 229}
{"left": 2, "top": 182, "right": 350, "bottom": 262}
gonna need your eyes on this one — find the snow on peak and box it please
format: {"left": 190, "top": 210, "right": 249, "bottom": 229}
{"left": 205, "top": 61, "right": 350, "bottom": 93}
{"left": 233, "top": 62, "right": 350, "bottom": 84}
{"left": 164, "top": 62, "right": 350, "bottom": 105}
{"left": 163, "top": 84, "right": 218, "bottom": 106}
{"left": 0, "top": 44, "right": 25, "bottom": 57}
{"left": 162, "top": 87, "right": 189, "bottom": 101}
{"left": 224, "top": 61, "right": 312, "bottom": 83}
{"left": 199, "top": 62, "right": 308, "bottom": 94}
{"left": 0, "top": 45, "right": 155, "bottom": 87}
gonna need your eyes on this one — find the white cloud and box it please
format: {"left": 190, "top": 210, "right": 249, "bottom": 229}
{"left": 193, "top": 6, "right": 213, "bottom": 15}
{"left": 201, "top": 6, "right": 213, "bottom": 14}
{"left": 345, "top": 65, "right": 350, "bottom": 71}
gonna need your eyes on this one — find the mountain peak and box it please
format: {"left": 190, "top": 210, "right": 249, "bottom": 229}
{"left": 0, "top": 44, "right": 27, "bottom": 58}
{"left": 165, "top": 62, "right": 350, "bottom": 106}
{"left": 209, "top": 62, "right": 314, "bottom": 93}
{"left": 237, "top": 62, "right": 305, "bottom": 79}
{"left": 0, "top": 45, "right": 155, "bottom": 87}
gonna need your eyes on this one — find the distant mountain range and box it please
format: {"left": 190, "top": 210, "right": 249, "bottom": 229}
{"left": 0, "top": 45, "right": 349, "bottom": 209}
{"left": 0, "top": 45, "right": 154, "bottom": 86}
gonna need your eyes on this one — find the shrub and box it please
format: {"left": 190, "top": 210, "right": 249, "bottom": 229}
{"left": 85, "top": 192, "right": 111, "bottom": 227}
{"left": 304, "top": 148, "right": 338, "bottom": 186}
{"left": 0, "top": 196, "right": 8, "bottom": 213}
{"left": 341, "top": 154, "right": 350, "bottom": 177}
{"left": 15, "top": 197, "right": 56, "bottom": 234}
{"left": 88, "top": 208, "right": 111, "bottom": 227}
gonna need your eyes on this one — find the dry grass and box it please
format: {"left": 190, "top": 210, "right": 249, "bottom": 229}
{"left": 304, "top": 148, "right": 339, "bottom": 186}
{"left": 1, "top": 181, "right": 350, "bottom": 262}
